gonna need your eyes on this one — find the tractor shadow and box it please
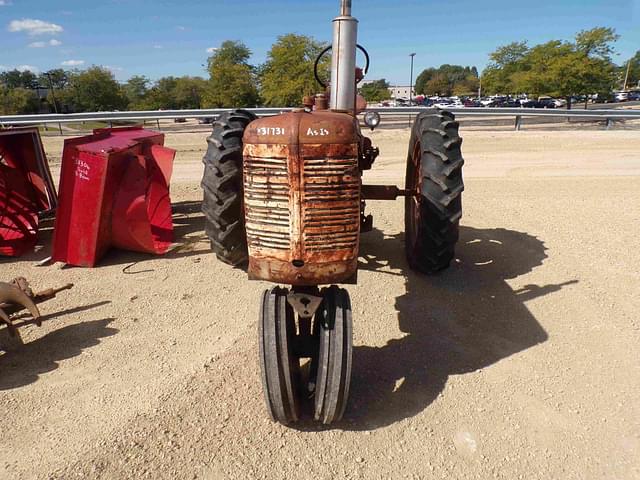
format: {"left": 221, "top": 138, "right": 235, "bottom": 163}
{"left": 0, "top": 318, "right": 118, "bottom": 390}
{"left": 341, "top": 225, "right": 577, "bottom": 430}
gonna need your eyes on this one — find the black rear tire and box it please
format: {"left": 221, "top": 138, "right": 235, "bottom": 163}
{"left": 201, "top": 109, "right": 256, "bottom": 265}
{"left": 405, "top": 109, "right": 464, "bottom": 273}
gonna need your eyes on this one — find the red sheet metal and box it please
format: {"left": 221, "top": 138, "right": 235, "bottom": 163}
{"left": 51, "top": 126, "right": 176, "bottom": 267}
{"left": 0, "top": 128, "right": 56, "bottom": 257}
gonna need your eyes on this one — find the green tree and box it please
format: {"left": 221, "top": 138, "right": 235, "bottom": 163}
{"left": 259, "top": 34, "right": 329, "bottom": 107}
{"left": 123, "top": 75, "right": 150, "bottom": 110}
{"left": 414, "top": 64, "right": 479, "bottom": 96}
{"left": 481, "top": 28, "right": 618, "bottom": 98}
{"left": 453, "top": 75, "right": 480, "bottom": 96}
{"left": 0, "top": 86, "right": 34, "bottom": 114}
{"left": 482, "top": 41, "right": 529, "bottom": 94}
{"left": 425, "top": 73, "right": 451, "bottom": 96}
{"left": 145, "top": 77, "right": 179, "bottom": 109}
{"left": 575, "top": 27, "right": 619, "bottom": 60}
{"left": 0, "top": 69, "right": 39, "bottom": 89}
{"left": 143, "top": 76, "right": 209, "bottom": 110}
{"left": 38, "top": 69, "right": 69, "bottom": 90}
{"left": 359, "top": 79, "right": 391, "bottom": 102}
{"left": 414, "top": 67, "right": 437, "bottom": 95}
{"left": 622, "top": 50, "right": 640, "bottom": 88}
{"left": 173, "top": 76, "right": 208, "bottom": 109}
{"left": 58, "top": 67, "right": 128, "bottom": 112}
{"left": 204, "top": 40, "right": 259, "bottom": 108}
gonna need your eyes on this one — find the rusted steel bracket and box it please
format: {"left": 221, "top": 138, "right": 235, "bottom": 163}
{"left": 361, "top": 185, "right": 412, "bottom": 200}
{"left": 0, "top": 278, "right": 73, "bottom": 337}
{"left": 287, "top": 292, "right": 323, "bottom": 319}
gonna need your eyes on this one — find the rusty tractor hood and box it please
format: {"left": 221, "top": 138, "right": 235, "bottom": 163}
{"left": 242, "top": 110, "right": 361, "bottom": 286}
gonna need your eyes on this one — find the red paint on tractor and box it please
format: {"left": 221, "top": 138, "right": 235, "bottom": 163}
{"left": 51, "top": 126, "right": 175, "bottom": 267}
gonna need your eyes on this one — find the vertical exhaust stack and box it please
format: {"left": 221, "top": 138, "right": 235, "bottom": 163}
{"left": 330, "top": 0, "right": 358, "bottom": 111}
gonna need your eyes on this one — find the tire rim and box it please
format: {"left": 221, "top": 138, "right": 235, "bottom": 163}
{"left": 407, "top": 140, "right": 422, "bottom": 254}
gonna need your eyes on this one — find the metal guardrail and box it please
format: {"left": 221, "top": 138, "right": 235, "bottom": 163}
{"left": 1, "top": 106, "right": 639, "bottom": 129}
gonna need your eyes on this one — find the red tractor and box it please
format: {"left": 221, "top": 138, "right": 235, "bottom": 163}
{"left": 201, "top": 0, "right": 464, "bottom": 425}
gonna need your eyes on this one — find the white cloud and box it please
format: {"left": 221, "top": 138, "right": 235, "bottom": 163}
{"left": 206, "top": 47, "right": 218, "bottom": 54}
{"left": 16, "top": 64, "right": 39, "bottom": 73}
{"left": 28, "top": 38, "right": 62, "bottom": 48}
{"left": 8, "top": 18, "right": 63, "bottom": 36}
{"left": 153, "top": 44, "right": 163, "bottom": 49}
{"left": 61, "top": 59, "right": 84, "bottom": 66}
{"left": 104, "top": 65, "right": 124, "bottom": 72}
{"left": 0, "top": 1, "right": 13, "bottom": 6}
{"left": 176, "top": 25, "right": 186, "bottom": 31}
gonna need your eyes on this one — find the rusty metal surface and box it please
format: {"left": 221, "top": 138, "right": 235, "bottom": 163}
{"left": 243, "top": 110, "right": 361, "bottom": 285}
{"left": 0, "top": 278, "right": 74, "bottom": 339}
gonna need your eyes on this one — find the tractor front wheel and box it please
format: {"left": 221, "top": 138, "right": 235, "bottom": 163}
{"left": 313, "top": 286, "right": 353, "bottom": 424}
{"left": 405, "top": 110, "right": 464, "bottom": 274}
{"left": 259, "top": 287, "right": 301, "bottom": 424}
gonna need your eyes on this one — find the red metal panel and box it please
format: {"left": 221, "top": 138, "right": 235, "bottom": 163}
{"left": 0, "top": 128, "right": 56, "bottom": 257}
{"left": 51, "top": 127, "right": 175, "bottom": 267}
{"left": 0, "top": 165, "right": 39, "bottom": 256}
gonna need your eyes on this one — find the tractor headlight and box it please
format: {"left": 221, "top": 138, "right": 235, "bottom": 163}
{"left": 364, "top": 111, "right": 381, "bottom": 130}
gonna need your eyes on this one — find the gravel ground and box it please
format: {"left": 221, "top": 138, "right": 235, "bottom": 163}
{"left": 1, "top": 125, "right": 639, "bottom": 479}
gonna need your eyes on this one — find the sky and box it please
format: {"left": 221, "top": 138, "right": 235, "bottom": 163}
{"left": 1, "top": 0, "right": 638, "bottom": 85}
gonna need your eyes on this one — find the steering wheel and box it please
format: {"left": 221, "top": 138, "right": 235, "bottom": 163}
{"left": 314, "top": 44, "right": 370, "bottom": 88}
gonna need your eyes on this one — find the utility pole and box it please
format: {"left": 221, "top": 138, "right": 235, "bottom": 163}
{"left": 622, "top": 59, "right": 631, "bottom": 91}
{"left": 45, "top": 71, "right": 59, "bottom": 114}
{"left": 45, "top": 71, "right": 62, "bottom": 135}
{"left": 478, "top": 75, "right": 482, "bottom": 100}
{"left": 409, "top": 53, "right": 416, "bottom": 105}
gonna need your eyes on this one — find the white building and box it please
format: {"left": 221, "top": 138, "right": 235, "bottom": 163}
{"left": 389, "top": 85, "right": 415, "bottom": 100}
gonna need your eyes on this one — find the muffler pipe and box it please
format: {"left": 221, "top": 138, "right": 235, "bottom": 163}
{"left": 330, "top": 0, "right": 358, "bottom": 111}
{"left": 340, "top": 0, "right": 352, "bottom": 16}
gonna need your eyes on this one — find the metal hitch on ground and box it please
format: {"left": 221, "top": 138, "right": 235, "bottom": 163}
{"left": 0, "top": 277, "right": 74, "bottom": 351}
{"left": 201, "top": 0, "right": 464, "bottom": 425}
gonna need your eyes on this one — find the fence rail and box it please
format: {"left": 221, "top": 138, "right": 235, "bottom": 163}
{"left": 1, "top": 106, "right": 639, "bottom": 129}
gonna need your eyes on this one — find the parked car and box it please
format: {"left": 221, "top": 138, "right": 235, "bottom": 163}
{"left": 463, "top": 99, "right": 482, "bottom": 107}
{"left": 198, "top": 117, "right": 214, "bottom": 124}
{"left": 174, "top": 118, "right": 187, "bottom": 123}
{"left": 500, "top": 100, "right": 522, "bottom": 107}
{"left": 536, "top": 98, "right": 557, "bottom": 109}
{"left": 538, "top": 96, "right": 565, "bottom": 108}
{"left": 628, "top": 91, "right": 640, "bottom": 101}
{"left": 614, "top": 91, "right": 629, "bottom": 102}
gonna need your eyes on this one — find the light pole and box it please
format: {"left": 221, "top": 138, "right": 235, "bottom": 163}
{"left": 409, "top": 53, "right": 416, "bottom": 105}
{"left": 45, "top": 71, "right": 59, "bottom": 114}
{"left": 622, "top": 58, "right": 631, "bottom": 91}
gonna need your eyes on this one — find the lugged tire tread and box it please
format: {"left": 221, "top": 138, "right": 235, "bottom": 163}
{"left": 405, "top": 109, "right": 464, "bottom": 274}
{"left": 201, "top": 109, "right": 256, "bottom": 265}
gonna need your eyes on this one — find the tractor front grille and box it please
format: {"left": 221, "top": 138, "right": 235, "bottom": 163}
{"left": 302, "top": 155, "right": 359, "bottom": 253}
{"left": 243, "top": 153, "right": 291, "bottom": 251}
{"left": 243, "top": 143, "right": 360, "bottom": 259}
